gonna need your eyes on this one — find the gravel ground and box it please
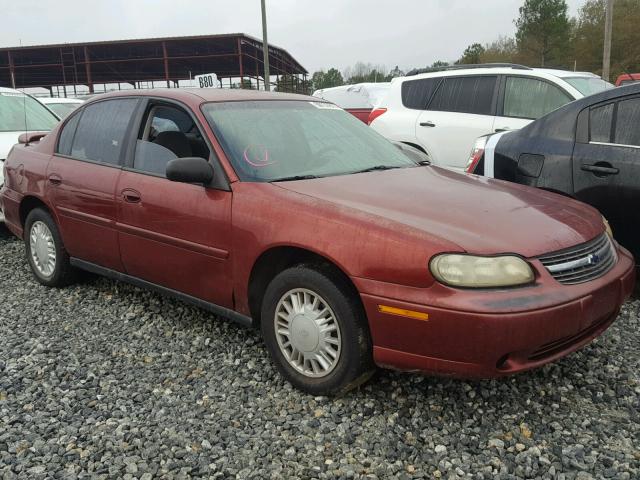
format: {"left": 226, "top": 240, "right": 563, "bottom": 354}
{"left": 0, "top": 226, "right": 639, "bottom": 480}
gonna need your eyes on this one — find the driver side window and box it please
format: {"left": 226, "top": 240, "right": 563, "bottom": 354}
{"left": 133, "top": 104, "right": 210, "bottom": 176}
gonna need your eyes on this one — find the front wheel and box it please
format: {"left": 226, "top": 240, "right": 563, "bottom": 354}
{"left": 261, "top": 265, "right": 374, "bottom": 395}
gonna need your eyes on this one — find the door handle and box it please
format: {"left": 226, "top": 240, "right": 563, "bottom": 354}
{"left": 48, "top": 174, "right": 62, "bottom": 185}
{"left": 121, "top": 188, "right": 142, "bottom": 203}
{"left": 419, "top": 121, "right": 436, "bottom": 127}
{"left": 581, "top": 164, "right": 619, "bottom": 176}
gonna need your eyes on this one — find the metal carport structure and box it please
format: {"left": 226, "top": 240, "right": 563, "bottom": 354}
{"left": 0, "top": 33, "right": 308, "bottom": 95}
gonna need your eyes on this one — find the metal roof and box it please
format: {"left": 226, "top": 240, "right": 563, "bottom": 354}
{"left": 0, "top": 33, "right": 307, "bottom": 92}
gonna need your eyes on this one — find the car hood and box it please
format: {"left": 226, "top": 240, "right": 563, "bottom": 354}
{"left": 274, "top": 166, "right": 604, "bottom": 258}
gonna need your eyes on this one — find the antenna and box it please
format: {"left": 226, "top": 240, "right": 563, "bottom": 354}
{"left": 23, "top": 87, "right": 29, "bottom": 147}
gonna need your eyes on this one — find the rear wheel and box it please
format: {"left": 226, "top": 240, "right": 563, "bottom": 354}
{"left": 261, "top": 265, "right": 374, "bottom": 395}
{"left": 24, "top": 208, "right": 77, "bottom": 287}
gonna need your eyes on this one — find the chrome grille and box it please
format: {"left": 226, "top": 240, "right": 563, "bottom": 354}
{"left": 538, "top": 234, "right": 616, "bottom": 285}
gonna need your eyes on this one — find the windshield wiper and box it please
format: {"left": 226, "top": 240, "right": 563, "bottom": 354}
{"left": 350, "top": 165, "right": 403, "bottom": 174}
{"left": 271, "top": 174, "right": 320, "bottom": 182}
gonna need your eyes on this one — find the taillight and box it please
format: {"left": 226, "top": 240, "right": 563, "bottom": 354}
{"left": 367, "top": 108, "right": 387, "bottom": 125}
{"left": 466, "top": 137, "right": 488, "bottom": 173}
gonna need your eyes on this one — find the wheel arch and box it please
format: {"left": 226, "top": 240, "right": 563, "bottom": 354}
{"left": 19, "top": 195, "right": 57, "bottom": 229}
{"left": 247, "top": 246, "right": 362, "bottom": 325}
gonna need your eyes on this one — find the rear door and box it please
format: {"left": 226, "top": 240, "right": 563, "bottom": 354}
{"left": 573, "top": 96, "right": 640, "bottom": 258}
{"left": 415, "top": 75, "right": 498, "bottom": 172}
{"left": 47, "top": 98, "right": 139, "bottom": 271}
{"left": 493, "top": 75, "right": 574, "bottom": 133}
{"left": 116, "top": 99, "right": 234, "bottom": 307}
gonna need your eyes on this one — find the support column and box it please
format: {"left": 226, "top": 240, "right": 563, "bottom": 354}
{"left": 237, "top": 37, "right": 244, "bottom": 87}
{"left": 162, "top": 41, "right": 170, "bottom": 88}
{"left": 59, "top": 48, "right": 68, "bottom": 97}
{"left": 7, "top": 51, "right": 16, "bottom": 89}
{"left": 83, "top": 46, "right": 94, "bottom": 93}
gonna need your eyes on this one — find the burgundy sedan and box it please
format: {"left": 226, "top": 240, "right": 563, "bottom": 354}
{"left": 0, "top": 89, "right": 634, "bottom": 395}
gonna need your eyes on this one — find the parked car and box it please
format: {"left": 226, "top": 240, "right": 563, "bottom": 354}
{"left": 312, "top": 83, "right": 390, "bottom": 123}
{"left": 467, "top": 82, "right": 640, "bottom": 261}
{"left": 1, "top": 89, "right": 634, "bottom": 395}
{"left": 0, "top": 87, "right": 60, "bottom": 221}
{"left": 38, "top": 97, "right": 84, "bottom": 119}
{"left": 615, "top": 73, "right": 640, "bottom": 87}
{"left": 370, "top": 64, "right": 612, "bottom": 172}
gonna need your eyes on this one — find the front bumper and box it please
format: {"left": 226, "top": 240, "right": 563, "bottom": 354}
{"left": 355, "top": 244, "right": 635, "bottom": 378}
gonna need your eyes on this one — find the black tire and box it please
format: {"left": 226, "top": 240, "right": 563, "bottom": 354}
{"left": 24, "top": 208, "right": 77, "bottom": 287}
{"left": 261, "top": 264, "right": 374, "bottom": 395}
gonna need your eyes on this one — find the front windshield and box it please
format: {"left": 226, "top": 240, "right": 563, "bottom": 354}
{"left": 46, "top": 102, "right": 81, "bottom": 119}
{"left": 0, "top": 91, "right": 59, "bottom": 132}
{"left": 202, "top": 100, "right": 417, "bottom": 182}
{"left": 564, "top": 77, "right": 613, "bottom": 96}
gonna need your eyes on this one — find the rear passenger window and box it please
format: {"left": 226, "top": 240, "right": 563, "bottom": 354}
{"left": 70, "top": 99, "right": 137, "bottom": 165}
{"left": 429, "top": 76, "right": 497, "bottom": 115}
{"left": 401, "top": 78, "right": 441, "bottom": 110}
{"left": 503, "top": 77, "right": 571, "bottom": 120}
{"left": 614, "top": 98, "right": 640, "bottom": 147}
{"left": 57, "top": 111, "right": 81, "bottom": 156}
{"left": 589, "top": 103, "right": 614, "bottom": 143}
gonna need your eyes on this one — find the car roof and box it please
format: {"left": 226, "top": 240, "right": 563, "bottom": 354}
{"left": 38, "top": 97, "right": 84, "bottom": 104}
{"left": 88, "top": 88, "right": 320, "bottom": 106}
{"left": 313, "top": 83, "right": 390, "bottom": 95}
{"left": 404, "top": 67, "right": 599, "bottom": 81}
{"left": 535, "top": 69, "right": 599, "bottom": 79}
{"left": 0, "top": 86, "right": 24, "bottom": 94}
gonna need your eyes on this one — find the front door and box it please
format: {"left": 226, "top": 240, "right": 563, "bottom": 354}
{"left": 415, "top": 75, "right": 498, "bottom": 172}
{"left": 116, "top": 101, "right": 234, "bottom": 307}
{"left": 573, "top": 96, "right": 640, "bottom": 258}
{"left": 47, "top": 98, "right": 139, "bottom": 271}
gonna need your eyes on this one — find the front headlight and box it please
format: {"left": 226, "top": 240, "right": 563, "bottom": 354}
{"left": 602, "top": 216, "right": 613, "bottom": 238}
{"left": 430, "top": 254, "right": 535, "bottom": 288}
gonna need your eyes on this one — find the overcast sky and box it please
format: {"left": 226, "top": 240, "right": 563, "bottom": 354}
{"left": 2, "top": 0, "right": 585, "bottom": 74}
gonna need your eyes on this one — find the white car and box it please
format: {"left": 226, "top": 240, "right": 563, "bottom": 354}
{"left": 38, "top": 97, "right": 84, "bottom": 119}
{"left": 312, "top": 83, "right": 390, "bottom": 123}
{"left": 1, "top": 87, "right": 60, "bottom": 221}
{"left": 369, "top": 64, "right": 613, "bottom": 172}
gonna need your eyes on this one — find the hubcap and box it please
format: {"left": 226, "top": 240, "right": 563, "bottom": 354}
{"left": 274, "top": 288, "right": 342, "bottom": 378}
{"left": 29, "top": 221, "right": 56, "bottom": 278}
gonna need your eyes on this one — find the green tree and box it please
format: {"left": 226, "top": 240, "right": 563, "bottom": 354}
{"left": 515, "top": 0, "right": 570, "bottom": 67}
{"left": 324, "top": 68, "right": 344, "bottom": 88}
{"left": 458, "top": 43, "right": 485, "bottom": 64}
{"left": 572, "top": 0, "right": 640, "bottom": 79}
{"left": 430, "top": 60, "right": 450, "bottom": 68}
{"left": 481, "top": 36, "right": 519, "bottom": 64}
{"left": 311, "top": 68, "right": 344, "bottom": 90}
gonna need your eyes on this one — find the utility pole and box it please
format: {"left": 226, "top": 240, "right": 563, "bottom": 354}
{"left": 602, "top": 0, "right": 614, "bottom": 81}
{"left": 261, "top": 0, "right": 271, "bottom": 91}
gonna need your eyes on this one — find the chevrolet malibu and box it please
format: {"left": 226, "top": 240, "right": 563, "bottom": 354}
{"left": 0, "top": 89, "right": 634, "bottom": 395}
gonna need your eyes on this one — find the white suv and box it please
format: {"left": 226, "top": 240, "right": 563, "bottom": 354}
{"left": 369, "top": 64, "right": 612, "bottom": 172}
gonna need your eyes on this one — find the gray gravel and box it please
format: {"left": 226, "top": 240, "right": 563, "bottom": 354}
{"left": 0, "top": 225, "right": 639, "bottom": 480}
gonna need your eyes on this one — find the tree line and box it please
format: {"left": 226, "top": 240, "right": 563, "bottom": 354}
{"left": 308, "top": 0, "right": 640, "bottom": 92}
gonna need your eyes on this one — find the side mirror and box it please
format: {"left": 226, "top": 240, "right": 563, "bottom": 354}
{"left": 18, "top": 132, "right": 48, "bottom": 145}
{"left": 166, "top": 157, "right": 213, "bottom": 184}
